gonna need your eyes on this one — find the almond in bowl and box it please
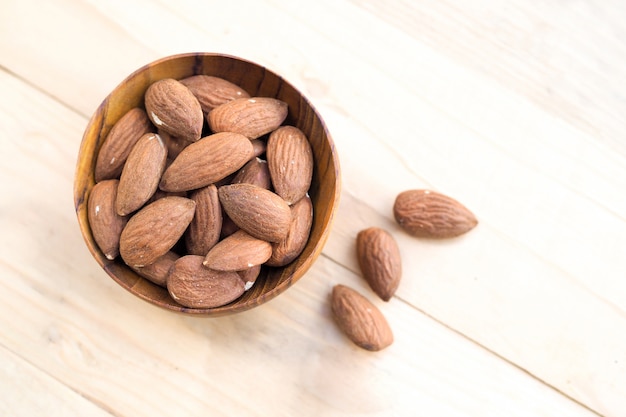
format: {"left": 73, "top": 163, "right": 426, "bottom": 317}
{"left": 74, "top": 53, "right": 341, "bottom": 316}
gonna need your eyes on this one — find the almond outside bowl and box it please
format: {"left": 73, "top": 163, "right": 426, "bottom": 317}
{"left": 74, "top": 53, "right": 341, "bottom": 316}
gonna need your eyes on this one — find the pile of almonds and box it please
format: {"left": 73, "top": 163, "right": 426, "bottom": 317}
{"left": 88, "top": 75, "right": 315, "bottom": 309}
{"left": 331, "top": 190, "right": 477, "bottom": 351}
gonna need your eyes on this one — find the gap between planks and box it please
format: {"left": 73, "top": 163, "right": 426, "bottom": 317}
{"left": 0, "top": 63, "right": 89, "bottom": 120}
{"left": 0, "top": 306, "right": 120, "bottom": 417}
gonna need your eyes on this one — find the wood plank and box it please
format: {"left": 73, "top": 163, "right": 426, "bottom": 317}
{"left": 0, "top": 66, "right": 599, "bottom": 416}
{"left": 219, "top": 2, "right": 626, "bottom": 414}
{"left": 0, "top": 0, "right": 158, "bottom": 115}
{"left": 1, "top": 0, "right": 625, "bottom": 414}
{"left": 0, "top": 345, "right": 114, "bottom": 417}
{"left": 124, "top": 0, "right": 626, "bottom": 413}
{"left": 347, "top": 0, "right": 626, "bottom": 157}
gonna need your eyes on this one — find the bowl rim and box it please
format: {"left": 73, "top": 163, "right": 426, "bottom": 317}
{"left": 74, "top": 52, "right": 341, "bottom": 316}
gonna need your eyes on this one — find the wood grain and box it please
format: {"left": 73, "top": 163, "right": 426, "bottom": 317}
{"left": 1, "top": 0, "right": 625, "bottom": 415}
{"left": 348, "top": 0, "right": 626, "bottom": 157}
{"left": 0, "top": 346, "right": 114, "bottom": 417}
{"left": 0, "top": 54, "right": 598, "bottom": 417}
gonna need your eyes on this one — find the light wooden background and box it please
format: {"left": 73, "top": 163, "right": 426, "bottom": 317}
{"left": 1, "top": 1, "right": 625, "bottom": 416}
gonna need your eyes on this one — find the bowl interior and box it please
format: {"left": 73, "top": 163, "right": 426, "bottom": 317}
{"left": 74, "top": 53, "right": 340, "bottom": 316}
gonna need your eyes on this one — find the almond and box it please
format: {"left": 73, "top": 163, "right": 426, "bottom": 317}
{"left": 95, "top": 108, "right": 153, "bottom": 182}
{"left": 220, "top": 211, "right": 240, "bottom": 239}
{"left": 119, "top": 196, "right": 196, "bottom": 268}
{"left": 356, "top": 227, "right": 401, "bottom": 301}
{"left": 87, "top": 179, "right": 128, "bottom": 260}
{"left": 158, "top": 129, "right": 192, "bottom": 160}
{"left": 167, "top": 255, "right": 245, "bottom": 308}
{"left": 145, "top": 78, "right": 203, "bottom": 143}
{"left": 185, "top": 184, "right": 222, "bottom": 256}
{"left": 331, "top": 284, "right": 393, "bottom": 351}
{"left": 116, "top": 133, "right": 168, "bottom": 216}
{"left": 159, "top": 132, "right": 253, "bottom": 192}
{"left": 180, "top": 75, "right": 250, "bottom": 115}
{"left": 266, "top": 194, "right": 313, "bottom": 267}
{"left": 208, "top": 97, "right": 288, "bottom": 139}
{"left": 218, "top": 183, "right": 291, "bottom": 242}
{"left": 132, "top": 251, "right": 179, "bottom": 287}
{"left": 250, "top": 138, "right": 267, "bottom": 158}
{"left": 232, "top": 157, "right": 271, "bottom": 190}
{"left": 203, "top": 230, "right": 272, "bottom": 271}
{"left": 145, "top": 188, "right": 187, "bottom": 205}
{"left": 238, "top": 264, "right": 262, "bottom": 291}
{"left": 267, "top": 126, "right": 314, "bottom": 205}
{"left": 393, "top": 190, "right": 478, "bottom": 238}
{"left": 214, "top": 172, "right": 237, "bottom": 188}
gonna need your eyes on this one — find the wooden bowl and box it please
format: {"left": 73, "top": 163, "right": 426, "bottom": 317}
{"left": 74, "top": 53, "right": 340, "bottom": 316}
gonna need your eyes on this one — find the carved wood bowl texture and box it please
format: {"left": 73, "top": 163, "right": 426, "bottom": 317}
{"left": 74, "top": 53, "right": 341, "bottom": 316}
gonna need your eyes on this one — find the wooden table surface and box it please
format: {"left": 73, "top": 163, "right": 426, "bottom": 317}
{"left": 1, "top": 1, "right": 625, "bottom": 416}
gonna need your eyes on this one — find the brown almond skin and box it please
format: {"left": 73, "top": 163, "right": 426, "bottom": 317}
{"left": 267, "top": 126, "right": 314, "bottom": 205}
{"left": 145, "top": 188, "right": 187, "bottom": 205}
{"left": 238, "top": 264, "right": 262, "bottom": 290}
{"left": 95, "top": 108, "right": 153, "bottom": 182}
{"left": 203, "top": 230, "right": 272, "bottom": 271}
{"left": 250, "top": 139, "right": 267, "bottom": 158}
{"left": 119, "top": 197, "right": 196, "bottom": 268}
{"left": 185, "top": 185, "right": 222, "bottom": 256}
{"left": 266, "top": 194, "right": 313, "bottom": 267}
{"left": 218, "top": 183, "right": 291, "bottom": 242}
{"left": 160, "top": 132, "right": 253, "bottom": 192}
{"left": 132, "top": 251, "right": 179, "bottom": 287}
{"left": 159, "top": 129, "right": 192, "bottom": 160}
{"left": 220, "top": 212, "right": 240, "bottom": 239}
{"left": 116, "top": 133, "right": 168, "bottom": 216}
{"left": 393, "top": 190, "right": 478, "bottom": 238}
{"left": 87, "top": 179, "right": 128, "bottom": 260}
{"left": 167, "top": 255, "right": 245, "bottom": 308}
{"left": 145, "top": 78, "right": 203, "bottom": 143}
{"left": 208, "top": 97, "right": 288, "bottom": 139}
{"left": 232, "top": 157, "right": 271, "bottom": 190}
{"left": 180, "top": 75, "right": 250, "bottom": 115}
{"left": 331, "top": 284, "right": 394, "bottom": 352}
{"left": 356, "top": 227, "right": 402, "bottom": 301}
